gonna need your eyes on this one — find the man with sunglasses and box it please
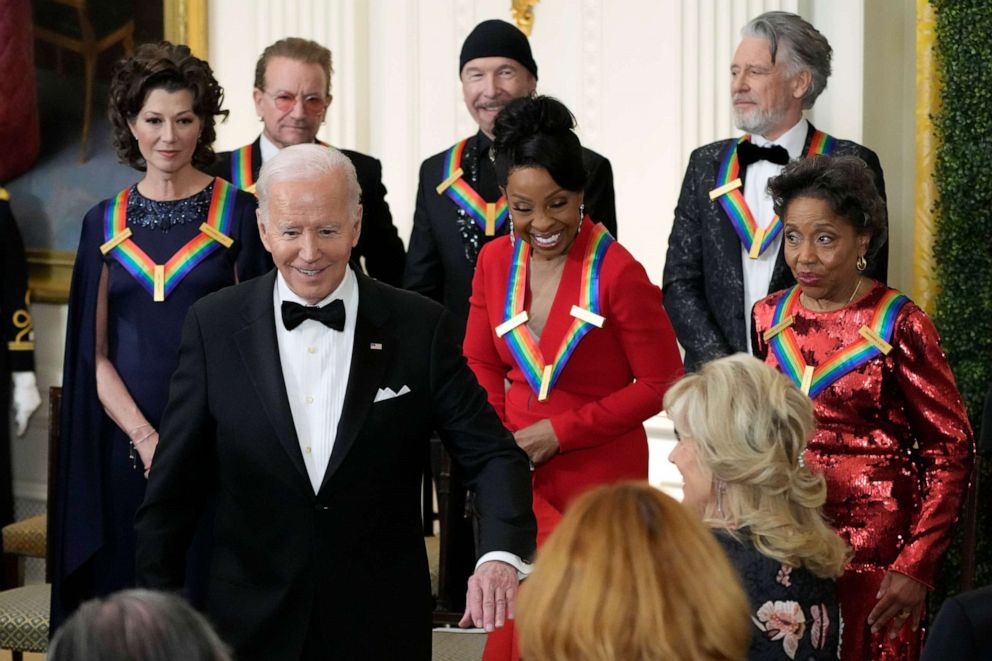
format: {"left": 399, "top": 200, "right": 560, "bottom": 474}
{"left": 212, "top": 37, "right": 406, "bottom": 286}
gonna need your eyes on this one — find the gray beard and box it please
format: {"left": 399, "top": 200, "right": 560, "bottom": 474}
{"left": 733, "top": 105, "right": 788, "bottom": 137}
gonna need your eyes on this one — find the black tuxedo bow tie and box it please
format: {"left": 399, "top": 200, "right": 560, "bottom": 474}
{"left": 281, "top": 299, "right": 346, "bottom": 331}
{"left": 737, "top": 141, "right": 790, "bottom": 167}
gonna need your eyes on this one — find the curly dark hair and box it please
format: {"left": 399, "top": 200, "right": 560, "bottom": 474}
{"left": 108, "top": 41, "right": 228, "bottom": 171}
{"left": 767, "top": 155, "right": 887, "bottom": 258}
{"left": 492, "top": 95, "right": 587, "bottom": 192}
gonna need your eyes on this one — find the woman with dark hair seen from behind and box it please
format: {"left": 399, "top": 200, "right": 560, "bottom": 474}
{"left": 49, "top": 589, "right": 231, "bottom": 661}
{"left": 752, "top": 155, "right": 974, "bottom": 659}
{"left": 463, "top": 95, "right": 682, "bottom": 659}
{"left": 52, "top": 41, "right": 271, "bottom": 628}
{"left": 666, "top": 353, "right": 848, "bottom": 659}
{"left": 517, "top": 482, "right": 750, "bottom": 661}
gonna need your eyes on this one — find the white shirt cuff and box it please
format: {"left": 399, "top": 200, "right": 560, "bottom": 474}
{"left": 476, "top": 551, "right": 533, "bottom": 581}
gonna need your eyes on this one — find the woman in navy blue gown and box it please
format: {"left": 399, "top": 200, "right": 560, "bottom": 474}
{"left": 52, "top": 42, "right": 271, "bottom": 628}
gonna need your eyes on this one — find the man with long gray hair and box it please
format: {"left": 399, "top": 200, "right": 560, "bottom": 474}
{"left": 663, "top": 11, "right": 887, "bottom": 372}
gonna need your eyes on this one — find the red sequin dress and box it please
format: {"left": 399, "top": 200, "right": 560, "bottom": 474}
{"left": 752, "top": 281, "right": 974, "bottom": 660}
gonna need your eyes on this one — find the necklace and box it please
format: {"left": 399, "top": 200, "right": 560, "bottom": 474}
{"left": 801, "top": 276, "right": 863, "bottom": 311}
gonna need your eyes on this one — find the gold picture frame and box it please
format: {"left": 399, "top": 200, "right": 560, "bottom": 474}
{"left": 27, "top": 0, "right": 210, "bottom": 303}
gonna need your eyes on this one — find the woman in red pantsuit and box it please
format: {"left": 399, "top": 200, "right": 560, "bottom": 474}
{"left": 463, "top": 96, "right": 683, "bottom": 660}
{"left": 752, "top": 156, "right": 974, "bottom": 660}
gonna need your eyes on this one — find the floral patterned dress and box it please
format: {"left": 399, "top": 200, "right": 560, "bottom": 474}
{"left": 715, "top": 530, "right": 841, "bottom": 660}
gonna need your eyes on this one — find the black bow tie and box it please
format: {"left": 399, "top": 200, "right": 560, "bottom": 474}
{"left": 281, "top": 299, "right": 346, "bottom": 331}
{"left": 737, "top": 140, "right": 790, "bottom": 167}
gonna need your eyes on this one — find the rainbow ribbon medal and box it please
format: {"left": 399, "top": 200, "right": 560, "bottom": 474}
{"left": 435, "top": 139, "right": 508, "bottom": 236}
{"left": 229, "top": 144, "right": 255, "bottom": 193}
{"left": 99, "top": 178, "right": 237, "bottom": 302}
{"left": 766, "top": 286, "right": 910, "bottom": 398}
{"left": 496, "top": 223, "right": 613, "bottom": 400}
{"left": 710, "top": 129, "right": 836, "bottom": 259}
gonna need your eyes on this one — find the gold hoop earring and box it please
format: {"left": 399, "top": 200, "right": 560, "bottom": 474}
{"left": 857, "top": 255, "right": 867, "bottom": 272}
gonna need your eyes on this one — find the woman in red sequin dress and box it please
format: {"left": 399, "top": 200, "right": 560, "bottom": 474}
{"left": 752, "top": 156, "right": 974, "bottom": 659}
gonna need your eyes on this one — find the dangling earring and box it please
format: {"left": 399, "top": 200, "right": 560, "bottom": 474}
{"left": 577, "top": 203, "right": 585, "bottom": 235}
{"left": 715, "top": 479, "right": 728, "bottom": 520}
{"left": 856, "top": 255, "right": 867, "bottom": 272}
{"left": 509, "top": 213, "right": 515, "bottom": 247}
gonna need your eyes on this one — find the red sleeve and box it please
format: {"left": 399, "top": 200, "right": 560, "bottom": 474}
{"left": 464, "top": 246, "right": 512, "bottom": 429}
{"left": 550, "top": 255, "right": 684, "bottom": 452}
{"left": 888, "top": 308, "right": 975, "bottom": 587}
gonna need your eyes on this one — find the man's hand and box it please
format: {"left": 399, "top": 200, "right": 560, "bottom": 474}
{"left": 11, "top": 372, "right": 41, "bottom": 437}
{"left": 458, "top": 560, "right": 519, "bottom": 632}
{"left": 513, "top": 418, "right": 560, "bottom": 466}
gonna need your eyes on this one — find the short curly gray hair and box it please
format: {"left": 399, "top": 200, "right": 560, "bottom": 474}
{"left": 742, "top": 11, "right": 832, "bottom": 110}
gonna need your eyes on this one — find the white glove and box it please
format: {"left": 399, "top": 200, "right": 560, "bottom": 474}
{"left": 11, "top": 372, "right": 41, "bottom": 437}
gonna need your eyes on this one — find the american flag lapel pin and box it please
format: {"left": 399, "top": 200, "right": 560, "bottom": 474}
{"left": 370, "top": 342, "right": 383, "bottom": 350}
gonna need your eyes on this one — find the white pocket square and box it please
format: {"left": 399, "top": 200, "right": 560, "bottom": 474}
{"left": 374, "top": 385, "right": 411, "bottom": 403}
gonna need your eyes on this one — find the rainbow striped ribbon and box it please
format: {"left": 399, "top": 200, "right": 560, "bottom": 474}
{"left": 229, "top": 144, "right": 254, "bottom": 191}
{"left": 768, "top": 286, "right": 910, "bottom": 398}
{"left": 101, "top": 178, "right": 237, "bottom": 302}
{"left": 436, "top": 139, "right": 508, "bottom": 236}
{"left": 500, "top": 222, "right": 614, "bottom": 400}
{"left": 713, "top": 130, "right": 836, "bottom": 259}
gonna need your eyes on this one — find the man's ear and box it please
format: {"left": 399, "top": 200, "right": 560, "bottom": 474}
{"left": 791, "top": 69, "right": 812, "bottom": 101}
{"left": 253, "top": 88, "right": 265, "bottom": 119}
{"left": 256, "top": 209, "right": 272, "bottom": 253}
{"left": 351, "top": 205, "right": 363, "bottom": 248}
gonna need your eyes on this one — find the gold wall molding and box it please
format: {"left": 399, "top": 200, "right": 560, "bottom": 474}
{"left": 164, "top": 0, "right": 209, "bottom": 59}
{"left": 913, "top": 0, "right": 939, "bottom": 313}
{"left": 26, "top": 250, "right": 74, "bottom": 304}
{"left": 511, "top": 0, "right": 540, "bottom": 36}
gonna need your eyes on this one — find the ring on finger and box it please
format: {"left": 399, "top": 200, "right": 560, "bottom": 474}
{"left": 897, "top": 609, "right": 911, "bottom": 619}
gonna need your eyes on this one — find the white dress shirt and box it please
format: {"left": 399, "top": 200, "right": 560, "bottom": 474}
{"left": 259, "top": 133, "right": 281, "bottom": 163}
{"left": 273, "top": 267, "right": 358, "bottom": 493}
{"left": 741, "top": 117, "right": 808, "bottom": 351}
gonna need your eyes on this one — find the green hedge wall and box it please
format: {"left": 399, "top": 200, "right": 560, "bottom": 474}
{"left": 931, "top": 0, "right": 992, "bottom": 601}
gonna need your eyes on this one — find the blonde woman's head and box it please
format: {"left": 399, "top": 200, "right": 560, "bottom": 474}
{"left": 664, "top": 354, "right": 849, "bottom": 577}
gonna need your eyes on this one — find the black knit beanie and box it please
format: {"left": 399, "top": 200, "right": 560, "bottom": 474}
{"left": 459, "top": 19, "right": 538, "bottom": 80}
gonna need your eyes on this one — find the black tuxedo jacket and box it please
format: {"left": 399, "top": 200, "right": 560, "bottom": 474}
{"left": 662, "top": 123, "right": 887, "bottom": 372}
{"left": 403, "top": 133, "right": 616, "bottom": 340}
{"left": 211, "top": 138, "right": 406, "bottom": 286}
{"left": 135, "top": 270, "right": 536, "bottom": 661}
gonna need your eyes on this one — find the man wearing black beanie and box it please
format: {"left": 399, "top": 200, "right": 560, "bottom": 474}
{"left": 404, "top": 19, "right": 617, "bottom": 343}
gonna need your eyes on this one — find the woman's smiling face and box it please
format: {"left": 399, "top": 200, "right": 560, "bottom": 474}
{"left": 504, "top": 166, "right": 583, "bottom": 260}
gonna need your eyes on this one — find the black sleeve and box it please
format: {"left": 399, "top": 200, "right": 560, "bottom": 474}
{"left": 1, "top": 200, "right": 34, "bottom": 371}
{"left": 402, "top": 161, "right": 445, "bottom": 303}
{"left": 662, "top": 152, "right": 734, "bottom": 365}
{"left": 428, "top": 309, "right": 536, "bottom": 559}
{"left": 583, "top": 151, "right": 617, "bottom": 238}
{"left": 354, "top": 158, "right": 405, "bottom": 286}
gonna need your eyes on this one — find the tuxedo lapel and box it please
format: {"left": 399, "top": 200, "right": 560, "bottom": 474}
{"left": 233, "top": 271, "right": 310, "bottom": 486}
{"left": 320, "top": 273, "right": 391, "bottom": 490}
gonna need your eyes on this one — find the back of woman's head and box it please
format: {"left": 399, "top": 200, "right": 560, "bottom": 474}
{"left": 49, "top": 589, "right": 231, "bottom": 661}
{"left": 517, "top": 482, "right": 750, "bottom": 661}
{"left": 663, "top": 354, "right": 850, "bottom": 577}
{"left": 492, "top": 95, "right": 587, "bottom": 192}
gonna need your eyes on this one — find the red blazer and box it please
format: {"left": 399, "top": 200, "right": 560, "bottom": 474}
{"left": 465, "top": 219, "right": 683, "bottom": 535}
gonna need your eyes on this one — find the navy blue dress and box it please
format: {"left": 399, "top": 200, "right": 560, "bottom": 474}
{"left": 714, "top": 529, "right": 842, "bottom": 660}
{"left": 52, "top": 179, "right": 271, "bottom": 628}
